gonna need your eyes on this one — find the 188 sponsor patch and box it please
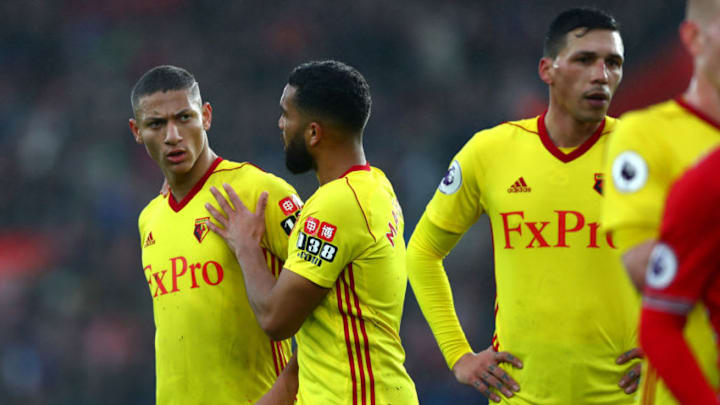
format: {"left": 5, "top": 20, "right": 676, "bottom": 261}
{"left": 279, "top": 195, "right": 303, "bottom": 235}
{"left": 296, "top": 230, "right": 338, "bottom": 266}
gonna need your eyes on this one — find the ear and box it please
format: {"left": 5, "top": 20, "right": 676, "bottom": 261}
{"left": 538, "top": 57, "right": 554, "bottom": 85}
{"left": 679, "top": 20, "right": 701, "bottom": 58}
{"left": 129, "top": 118, "right": 143, "bottom": 144}
{"left": 307, "top": 122, "right": 322, "bottom": 147}
{"left": 202, "top": 102, "right": 213, "bottom": 131}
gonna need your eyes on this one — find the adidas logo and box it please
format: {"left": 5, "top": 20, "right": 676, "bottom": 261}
{"left": 507, "top": 177, "right": 531, "bottom": 193}
{"left": 144, "top": 232, "right": 156, "bottom": 247}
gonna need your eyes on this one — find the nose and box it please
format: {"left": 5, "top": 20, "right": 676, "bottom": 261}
{"left": 278, "top": 116, "right": 284, "bottom": 130}
{"left": 164, "top": 121, "right": 181, "bottom": 144}
{"left": 591, "top": 60, "right": 609, "bottom": 84}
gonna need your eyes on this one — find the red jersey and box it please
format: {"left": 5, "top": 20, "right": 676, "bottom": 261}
{"left": 640, "top": 146, "right": 720, "bottom": 404}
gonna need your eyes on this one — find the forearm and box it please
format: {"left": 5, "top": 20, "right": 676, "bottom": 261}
{"left": 407, "top": 214, "right": 473, "bottom": 369}
{"left": 640, "top": 308, "right": 717, "bottom": 404}
{"left": 621, "top": 238, "right": 655, "bottom": 290}
{"left": 256, "top": 354, "right": 299, "bottom": 405}
{"left": 235, "top": 245, "right": 281, "bottom": 330}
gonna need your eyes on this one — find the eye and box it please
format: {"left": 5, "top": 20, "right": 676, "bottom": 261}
{"left": 607, "top": 58, "right": 622, "bottom": 68}
{"left": 148, "top": 121, "right": 163, "bottom": 129}
{"left": 180, "top": 114, "right": 191, "bottom": 122}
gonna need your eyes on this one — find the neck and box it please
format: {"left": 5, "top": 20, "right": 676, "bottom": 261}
{"left": 314, "top": 141, "right": 366, "bottom": 186}
{"left": 683, "top": 72, "right": 720, "bottom": 124}
{"left": 167, "top": 147, "right": 217, "bottom": 201}
{"left": 544, "top": 105, "right": 603, "bottom": 148}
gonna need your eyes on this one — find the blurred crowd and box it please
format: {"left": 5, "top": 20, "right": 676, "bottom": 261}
{"left": 1, "top": 1, "right": 686, "bottom": 403}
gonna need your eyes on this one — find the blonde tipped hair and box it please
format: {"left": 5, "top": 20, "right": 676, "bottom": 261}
{"left": 686, "top": 0, "right": 720, "bottom": 25}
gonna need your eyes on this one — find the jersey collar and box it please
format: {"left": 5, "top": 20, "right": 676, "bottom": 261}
{"left": 168, "top": 157, "right": 223, "bottom": 212}
{"left": 537, "top": 112, "right": 606, "bottom": 163}
{"left": 675, "top": 97, "right": 720, "bottom": 131}
{"left": 339, "top": 162, "right": 371, "bottom": 178}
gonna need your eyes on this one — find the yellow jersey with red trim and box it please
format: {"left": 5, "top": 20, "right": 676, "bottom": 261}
{"left": 424, "top": 114, "right": 639, "bottom": 404}
{"left": 284, "top": 164, "right": 418, "bottom": 405}
{"left": 138, "top": 158, "right": 301, "bottom": 404}
{"left": 602, "top": 99, "right": 720, "bottom": 405}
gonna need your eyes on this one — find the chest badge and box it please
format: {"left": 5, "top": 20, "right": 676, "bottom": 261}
{"left": 194, "top": 217, "right": 210, "bottom": 243}
{"left": 593, "top": 173, "right": 603, "bottom": 195}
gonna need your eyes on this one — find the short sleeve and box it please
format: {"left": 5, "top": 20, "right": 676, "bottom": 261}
{"left": 602, "top": 114, "right": 670, "bottom": 250}
{"left": 284, "top": 185, "right": 370, "bottom": 288}
{"left": 425, "top": 133, "right": 485, "bottom": 234}
{"left": 258, "top": 174, "right": 303, "bottom": 262}
{"left": 644, "top": 148, "right": 720, "bottom": 310}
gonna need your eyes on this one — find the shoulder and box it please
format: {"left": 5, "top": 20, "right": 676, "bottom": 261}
{"left": 138, "top": 193, "right": 166, "bottom": 229}
{"left": 615, "top": 100, "right": 681, "bottom": 132}
{"left": 603, "top": 115, "right": 619, "bottom": 133}
{"left": 212, "top": 159, "right": 296, "bottom": 193}
{"left": 306, "top": 170, "right": 387, "bottom": 219}
{"left": 453, "top": 117, "right": 540, "bottom": 160}
{"left": 471, "top": 117, "right": 539, "bottom": 143}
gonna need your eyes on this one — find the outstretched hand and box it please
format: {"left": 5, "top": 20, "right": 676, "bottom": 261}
{"left": 616, "top": 347, "right": 643, "bottom": 394}
{"left": 205, "top": 183, "right": 268, "bottom": 262}
{"left": 453, "top": 346, "right": 523, "bottom": 403}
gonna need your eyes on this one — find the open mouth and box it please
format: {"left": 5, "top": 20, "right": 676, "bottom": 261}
{"left": 167, "top": 150, "right": 186, "bottom": 163}
{"left": 585, "top": 92, "right": 609, "bottom": 107}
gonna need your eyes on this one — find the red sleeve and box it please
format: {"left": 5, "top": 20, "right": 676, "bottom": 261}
{"left": 640, "top": 147, "right": 720, "bottom": 404}
{"left": 640, "top": 308, "right": 717, "bottom": 404}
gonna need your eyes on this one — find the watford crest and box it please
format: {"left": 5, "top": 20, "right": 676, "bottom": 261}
{"left": 593, "top": 173, "right": 603, "bottom": 195}
{"left": 194, "top": 217, "right": 210, "bottom": 243}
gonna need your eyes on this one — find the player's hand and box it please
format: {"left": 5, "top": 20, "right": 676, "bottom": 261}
{"left": 205, "top": 184, "right": 268, "bottom": 259}
{"left": 452, "top": 346, "right": 522, "bottom": 403}
{"left": 616, "top": 347, "right": 643, "bottom": 394}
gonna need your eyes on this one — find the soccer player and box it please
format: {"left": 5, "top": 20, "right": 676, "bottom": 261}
{"left": 129, "top": 65, "right": 300, "bottom": 404}
{"left": 407, "top": 8, "right": 641, "bottom": 404}
{"left": 204, "top": 60, "right": 418, "bottom": 404}
{"left": 639, "top": 146, "right": 720, "bottom": 405}
{"left": 602, "top": 0, "right": 720, "bottom": 402}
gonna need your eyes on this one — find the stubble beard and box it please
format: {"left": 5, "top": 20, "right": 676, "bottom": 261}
{"left": 284, "top": 131, "right": 314, "bottom": 174}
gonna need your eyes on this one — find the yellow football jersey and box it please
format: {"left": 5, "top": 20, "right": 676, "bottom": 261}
{"left": 284, "top": 164, "right": 418, "bottom": 405}
{"left": 425, "top": 114, "right": 639, "bottom": 404}
{"left": 138, "top": 158, "right": 301, "bottom": 404}
{"left": 602, "top": 99, "right": 720, "bottom": 405}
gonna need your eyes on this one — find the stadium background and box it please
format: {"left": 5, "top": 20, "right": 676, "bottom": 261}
{"left": 1, "top": 1, "right": 690, "bottom": 403}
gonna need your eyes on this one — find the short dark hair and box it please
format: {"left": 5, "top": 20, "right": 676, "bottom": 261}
{"left": 130, "top": 65, "right": 200, "bottom": 115}
{"left": 543, "top": 8, "right": 620, "bottom": 58}
{"left": 287, "top": 60, "right": 371, "bottom": 133}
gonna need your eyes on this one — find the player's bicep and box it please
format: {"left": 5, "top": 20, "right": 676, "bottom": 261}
{"left": 285, "top": 207, "right": 360, "bottom": 288}
{"left": 426, "top": 141, "right": 484, "bottom": 234}
{"left": 265, "top": 268, "right": 329, "bottom": 340}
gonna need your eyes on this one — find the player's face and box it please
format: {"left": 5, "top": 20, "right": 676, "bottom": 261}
{"left": 130, "top": 89, "right": 211, "bottom": 178}
{"left": 545, "top": 28, "right": 624, "bottom": 123}
{"left": 279, "top": 84, "right": 314, "bottom": 174}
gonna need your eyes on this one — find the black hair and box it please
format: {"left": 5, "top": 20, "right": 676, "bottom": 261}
{"left": 130, "top": 65, "right": 200, "bottom": 114}
{"left": 543, "top": 8, "right": 620, "bottom": 58}
{"left": 287, "top": 60, "right": 371, "bottom": 133}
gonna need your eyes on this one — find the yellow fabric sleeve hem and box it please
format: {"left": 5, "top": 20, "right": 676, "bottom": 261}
{"left": 407, "top": 213, "right": 473, "bottom": 369}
